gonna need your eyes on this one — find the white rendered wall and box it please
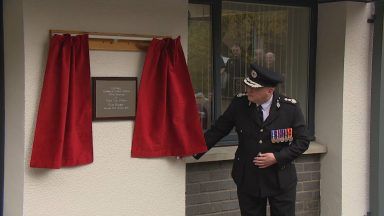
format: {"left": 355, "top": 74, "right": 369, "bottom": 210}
{"left": 341, "top": 2, "right": 371, "bottom": 215}
{"left": 7, "top": 0, "right": 189, "bottom": 216}
{"left": 316, "top": 3, "right": 345, "bottom": 215}
{"left": 3, "top": 0, "right": 25, "bottom": 215}
{"left": 317, "top": 2, "right": 372, "bottom": 215}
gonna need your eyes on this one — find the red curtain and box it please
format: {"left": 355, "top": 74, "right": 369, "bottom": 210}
{"left": 131, "top": 37, "right": 207, "bottom": 157}
{"left": 30, "top": 34, "right": 93, "bottom": 168}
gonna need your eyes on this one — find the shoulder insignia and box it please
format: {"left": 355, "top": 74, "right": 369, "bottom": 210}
{"left": 236, "top": 93, "right": 247, "bottom": 97}
{"left": 283, "top": 97, "right": 297, "bottom": 104}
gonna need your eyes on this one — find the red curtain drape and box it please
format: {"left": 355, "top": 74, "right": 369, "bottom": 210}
{"left": 30, "top": 34, "right": 93, "bottom": 169}
{"left": 131, "top": 37, "right": 207, "bottom": 157}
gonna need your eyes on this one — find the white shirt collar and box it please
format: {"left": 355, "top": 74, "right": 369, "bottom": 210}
{"left": 260, "top": 95, "right": 273, "bottom": 111}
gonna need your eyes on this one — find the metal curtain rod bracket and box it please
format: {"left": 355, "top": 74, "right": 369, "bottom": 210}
{"left": 49, "top": 29, "right": 171, "bottom": 51}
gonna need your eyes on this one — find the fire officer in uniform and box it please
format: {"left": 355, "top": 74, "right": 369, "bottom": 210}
{"left": 194, "top": 63, "right": 310, "bottom": 216}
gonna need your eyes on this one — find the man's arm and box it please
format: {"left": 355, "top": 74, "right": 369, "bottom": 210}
{"left": 273, "top": 105, "right": 310, "bottom": 166}
{"left": 193, "top": 98, "right": 237, "bottom": 159}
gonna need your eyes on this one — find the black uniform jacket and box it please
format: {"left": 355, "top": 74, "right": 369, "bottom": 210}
{"left": 195, "top": 92, "right": 310, "bottom": 197}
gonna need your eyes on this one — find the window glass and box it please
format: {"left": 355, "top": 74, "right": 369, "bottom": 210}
{"left": 188, "top": 2, "right": 311, "bottom": 140}
{"left": 188, "top": 4, "right": 213, "bottom": 130}
{"left": 221, "top": 2, "right": 310, "bottom": 120}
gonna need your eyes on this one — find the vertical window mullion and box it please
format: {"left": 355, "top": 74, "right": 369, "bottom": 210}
{"left": 308, "top": 3, "right": 317, "bottom": 137}
{"left": 212, "top": 0, "right": 222, "bottom": 120}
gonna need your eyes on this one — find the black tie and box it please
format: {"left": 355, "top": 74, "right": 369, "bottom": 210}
{"left": 257, "top": 105, "right": 264, "bottom": 122}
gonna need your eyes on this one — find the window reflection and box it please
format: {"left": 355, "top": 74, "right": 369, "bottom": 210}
{"left": 188, "top": 2, "right": 310, "bottom": 132}
{"left": 221, "top": 2, "right": 310, "bottom": 120}
{"left": 188, "top": 4, "right": 212, "bottom": 130}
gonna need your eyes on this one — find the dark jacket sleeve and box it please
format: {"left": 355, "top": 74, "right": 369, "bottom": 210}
{"left": 193, "top": 98, "right": 237, "bottom": 160}
{"left": 273, "top": 104, "right": 310, "bottom": 165}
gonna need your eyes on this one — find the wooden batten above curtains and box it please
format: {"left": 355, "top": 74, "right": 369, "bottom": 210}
{"left": 49, "top": 29, "right": 169, "bottom": 52}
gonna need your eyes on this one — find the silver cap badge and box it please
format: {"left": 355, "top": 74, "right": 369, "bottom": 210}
{"left": 251, "top": 70, "right": 258, "bottom": 78}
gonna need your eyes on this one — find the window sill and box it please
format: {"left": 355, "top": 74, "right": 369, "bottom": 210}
{"left": 183, "top": 141, "right": 327, "bottom": 164}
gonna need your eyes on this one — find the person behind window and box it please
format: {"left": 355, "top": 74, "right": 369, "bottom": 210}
{"left": 195, "top": 92, "right": 209, "bottom": 130}
{"left": 220, "top": 55, "right": 229, "bottom": 90}
{"left": 254, "top": 48, "right": 264, "bottom": 66}
{"left": 264, "top": 51, "right": 287, "bottom": 94}
{"left": 194, "top": 63, "right": 310, "bottom": 216}
{"left": 222, "top": 43, "right": 246, "bottom": 106}
{"left": 265, "top": 51, "right": 275, "bottom": 69}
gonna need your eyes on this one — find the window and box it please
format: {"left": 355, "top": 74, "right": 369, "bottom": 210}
{"left": 188, "top": 3, "right": 213, "bottom": 130}
{"left": 220, "top": 2, "right": 310, "bottom": 120}
{"left": 188, "top": 1, "right": 315, "bottom": 143}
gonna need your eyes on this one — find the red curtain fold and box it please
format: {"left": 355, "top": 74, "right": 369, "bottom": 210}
{"left": 30, "top": 34, "right": 93, "bottom": 169}
{"left": 131, "top": 37, "right": 207, "bottom": 157}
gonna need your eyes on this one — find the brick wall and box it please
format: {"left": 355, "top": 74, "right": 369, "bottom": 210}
{"left": 186, "top": 154, "right": 321, "bottom": 216}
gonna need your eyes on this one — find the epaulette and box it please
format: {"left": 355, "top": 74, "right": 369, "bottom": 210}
{"left": 236, "top": 93, "right": 247, "bottom": 98}
{"left": 280, "top": 96, "right": 297, "bottom": 104}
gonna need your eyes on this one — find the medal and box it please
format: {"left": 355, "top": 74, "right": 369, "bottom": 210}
{"left": 280, "top": 129, "right": 284, "bottom": 142}
{"left": 274, "top": 130, "right": 278, "bottom": 143}
{"left": 279, "top": 129, "right": 283, "bottom": 142}
{"left": 271, "top": 129, "right": 294, "bottom": 143}
{"left": 287, "top": 128, "right": 293, "bottom": 141}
